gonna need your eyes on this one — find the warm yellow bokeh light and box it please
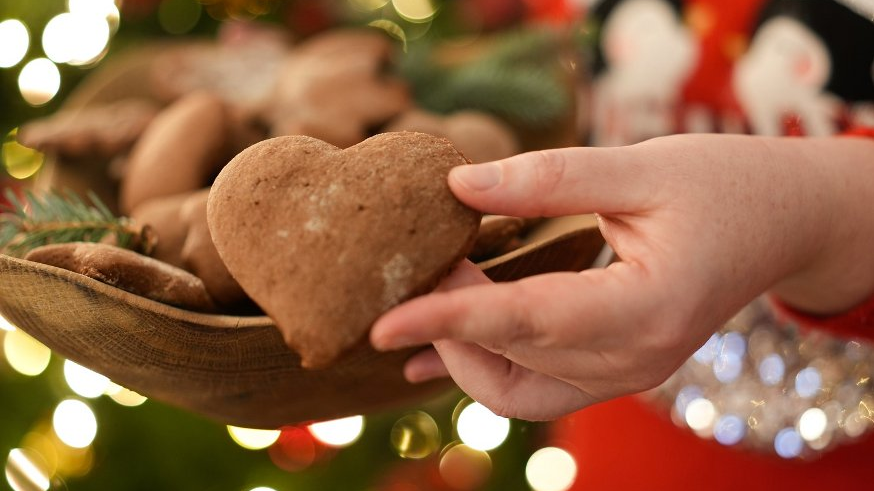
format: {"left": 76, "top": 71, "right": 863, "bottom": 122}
{"left": 227, "top": 426, "right": 281, "bottom": 450}
{"left": 456, "top": 403, "right": 510, "bottom": 451}
{"left": 5, "top": 449, "right": 50, "bottom": 491}
{"left": 0, "top": 314, "right": 16, "bottom": 331}
{"left": 63, "top": 360, "right": 110, "bottom": 399}
{"left": 391, "top": 411, "right": 441, "bottom": 459}
{"left": 525, "top": 447, "right": 578, "bottom": 491}
{"left": 106, "top": 383, "right": 148, "bottom": 407}
{"left": 3, "top": 328, "right": 51, "bottom": 377}
{"left": 3, "top": 128, "right": 46, "bottom": 179}
{"left": 0, "top": 20, "right": 29, "bottom": 68}
{"left": 248, "top": 487, "right": 278, "bottom": 491}
{"left": 42, "top": 13, "right": 110, "bottom": 65}
{"left": 52, "top": 400, "right": 97, "bottom": 449}
{"left": 392, "top": 0, "right": 437, "bottom": 22}
{"left": 308, "top": 415, "right": 365, "bottom": 448}
{"left": 439, "top": 443, "right": 492, "bottom": 490}
{"left": 18, "top": 58, "right": 61, "bottom": 106}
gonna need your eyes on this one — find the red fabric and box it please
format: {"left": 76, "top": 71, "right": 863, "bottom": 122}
{"left": 553, "top": 396, "right": 874, "bottom": 491}
{"left": 770, "top": 293, "right": 874, "bottom": 343}
{"left": 681, "top": 0, "right": 764, "bottom": 112}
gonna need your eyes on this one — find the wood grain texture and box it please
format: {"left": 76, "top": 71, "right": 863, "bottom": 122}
{"left": 0, "top": 219, "right": 604, "bottom": 428}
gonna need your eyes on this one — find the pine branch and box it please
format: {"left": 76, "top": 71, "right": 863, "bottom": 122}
{"left": 0, "top": 188, "right": 153, "bottom": 258}
{"left": 397, "top": 28, "right": 571, "bottom": 128}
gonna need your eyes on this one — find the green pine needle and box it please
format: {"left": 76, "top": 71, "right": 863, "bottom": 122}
{"left": 0, "top": 188, "right": 151, "bottom": 258}
{"left": 398, "top": 29, "right": 571, "bottom": 128}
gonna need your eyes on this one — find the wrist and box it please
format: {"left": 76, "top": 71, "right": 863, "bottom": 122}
{"left": 770, "top": 136, "right": 874, "bottom": 316}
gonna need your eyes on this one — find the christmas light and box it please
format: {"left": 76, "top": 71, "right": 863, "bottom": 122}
{"left": 456, "top": 403, "right": 510, "bottom": 452}
{"left": 525, "top": 447, "right": 577, "bottom": 491}
{"left": 5, "top": 449, "right": 50, "bottom": 491}
{"left": 227, "top": 426, "right": 281, "bottom": 450}
{"left": 18, "top": 58, "right": 61, "bottom": 106}
{"left": 798, "top": 407, "right": 828, "bottom": 442}
{"left": 392, "top": 0, "right": 437, "bottom": 23}
{"left": 64, "top": 360, "right": 111, "bottom": 399}
{"left": 3, "top": 328, "right": 51, "bottom": 376}
{"left": 52, "top": 400, "right": 97, "bottom": 449}
{"left": 390, "top": 411, "right": 441, "bottom": 459}
{"left": 685, "top": 398, "right": 717, "bottom": 432}
{"left": 0, "top": 314, "right": 15, "bottom": 331}
{"left": 3, "top": 129, "right": 46, "bottom": 180}
{"left": 0, "top": 20, "right": 29, "bottom": 69}
{"left": 308, "top": 416, "right": 365, "bottom": 448}
{"left": 42, "top": 13, "right": 110, "bottom": 66}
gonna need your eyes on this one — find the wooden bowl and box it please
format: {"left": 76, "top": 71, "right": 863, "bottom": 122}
{"left": 0, "top": 216, "right": 603, "bottom": 428}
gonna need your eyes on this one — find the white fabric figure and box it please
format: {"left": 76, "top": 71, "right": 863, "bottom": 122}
{"left": 733, "top": 17, "right": 837, "bottom": 136}
{"left": 591, "top": 0, "right": 697, "bottom": 146}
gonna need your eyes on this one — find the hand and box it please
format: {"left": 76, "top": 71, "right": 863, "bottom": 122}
{"left": 370, "top": 134, "right": 874, "bottom": 420}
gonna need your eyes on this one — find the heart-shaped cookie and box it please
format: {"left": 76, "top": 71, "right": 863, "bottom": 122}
{"left": 207, "top": 132, "right": 481, "bottom": 368}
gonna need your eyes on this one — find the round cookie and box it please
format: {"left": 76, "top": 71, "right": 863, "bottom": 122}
{"left": 207, "top": 132, "right": 481, "bottom": 368}
{"left": 25, "top": 242, "right": 216, "bottom": 312}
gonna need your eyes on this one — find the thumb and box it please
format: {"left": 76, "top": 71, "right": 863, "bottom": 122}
{"left": 450, "top": 146, "right": 656, "bottom": 217}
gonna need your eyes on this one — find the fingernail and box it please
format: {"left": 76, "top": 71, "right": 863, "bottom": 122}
{"left": 452, "top": 163, "right": 501, "bottom": 191}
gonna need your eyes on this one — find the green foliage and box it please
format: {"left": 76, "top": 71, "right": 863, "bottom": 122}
{"left": 398, "top": 29, "right": 571, "bottom": 128}
{"left": 0, "top": 188, "right": 149, "bottom": 257}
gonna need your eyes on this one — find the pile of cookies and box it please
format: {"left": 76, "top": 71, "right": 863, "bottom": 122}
{"left": 16, "top": 27, "right": 548, "bottom": 367}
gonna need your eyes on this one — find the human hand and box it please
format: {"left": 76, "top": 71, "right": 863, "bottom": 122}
{"left": 370, "top": 134, "right": 874, "bottom": 420}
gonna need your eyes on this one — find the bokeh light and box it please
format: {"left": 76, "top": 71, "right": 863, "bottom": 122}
{"left": 308, "top": 416, "right": 365, "bottom": 448}
{"left": 52, "top": 399, "right": 97, "bottom": 449}
{"left": 456, "top": 402, "right": 510, "bottom": 451}
{"left": 350, "top": 0, "right": 390, "bottom": 11}
{"left": 0, "top": 313, "right": 18, "bottom": 331}
{"left": 158, "top": 0, "right": 203, "bottom": 35}
{"left": 774, "top": 427, "right": 803, "bottom": 458}
{"left": 3, "top": 328, "right": 51, "bottom": 376}
{"left": 63, "top": 360, "right": 111, "bottom": 399}
{"left": 392, "top": 0, "right": 437, "bottom": 23}
{"left": 798, "top": 407, "right": 828, "bottom": 442}
{"left": 5, "top": 449, "right": 50, "bottom": 491}
{"left": 18, "top": 58, "right": 61, "bottom": 106}
{"left": 525, "top": 447, "right": 577, "bottom": 491}
{"left": 684, "top": 398, "right": 717, "bottom": 432}
{"left": 3, "top": 128, "right": 46, "bottom": 179}
{"left": 390, "top": 411, "right": 441, "bottom": 459}
{"left": 439, "top": 443, "right": 492, "bottom": 490}
{"left": 42, "top": 13, "right": 110, "bottom": 65}
{"left": 227, "top": 426, "right": 281, "bottom": 450}
{"left": 0, "top": 20, "right": 30, "bottom": 68}
{"left": 105, "top": 383, "right": 148, "bottom": 407}
{"left": 249, "top": 488, "right": 277, "bottom": 491}
{"left": 268, "top": 426, "right": 320, "bottom": 472}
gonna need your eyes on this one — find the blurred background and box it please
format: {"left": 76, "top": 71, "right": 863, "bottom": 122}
{"left": 0, "top": 1, "right": 587, "bottom": 490}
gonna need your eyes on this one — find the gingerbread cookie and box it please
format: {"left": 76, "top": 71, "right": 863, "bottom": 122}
{"left": 207, "top": 132, "right": 481, "bottom": 368}
{"left": 17, "top": 99, "right": 159, "bottom": 159}
{"left": 469, "top": 215, "right": 528, "bottom": 261}
{"left": 386, "top": 109, "right": 520, "bottom": 163}
{"left": 25, "top": 242, "right": 216, "bottom": 312}
{"left": 179, "top": 189, "right": 249, "bottom": 308}
{"left": 150, "top": 33, "right": 287, "bottom": 117}
{"left": 265, "top": 29, "right": 410, "bottom": 148}
{"left": 119, "top": 92, "right": 231, "bottom": 214}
